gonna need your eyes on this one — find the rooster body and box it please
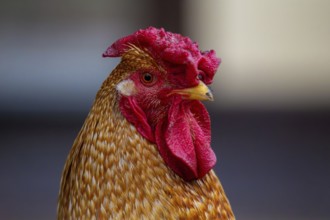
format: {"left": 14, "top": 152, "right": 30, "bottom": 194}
{"left": 58, "top": 27, "right": 234, "bottom": 219}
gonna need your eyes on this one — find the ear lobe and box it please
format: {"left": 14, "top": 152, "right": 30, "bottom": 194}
{"left": 116, "top": 79, "right": 137, "bottom": 96}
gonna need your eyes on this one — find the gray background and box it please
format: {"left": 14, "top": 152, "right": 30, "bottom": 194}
{"left": 1, "top": 0, "right": 329, "bottom": 219}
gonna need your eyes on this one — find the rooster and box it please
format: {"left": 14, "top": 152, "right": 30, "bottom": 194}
{"left": 58, "top": 27, "right": 235, "bottom": 219}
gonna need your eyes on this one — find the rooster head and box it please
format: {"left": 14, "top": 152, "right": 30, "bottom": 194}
{"left": 103, "top": 27, "right": 221, "bottom": 181}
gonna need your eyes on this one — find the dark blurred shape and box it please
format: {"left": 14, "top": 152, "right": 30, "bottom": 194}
{"left": 155, "top": 0, "right": 183, "bottom": 33}
{"left": 210, "top": 110, "right": 330, "bottom": 220}
{"left": 1, "top": 111, "right": 329, "bottom": 219}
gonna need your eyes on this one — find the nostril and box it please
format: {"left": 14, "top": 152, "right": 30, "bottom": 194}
{"left": 197, "top": 72, "right": 204, "bottom": 81}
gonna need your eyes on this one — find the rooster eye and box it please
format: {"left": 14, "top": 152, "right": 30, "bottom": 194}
{"left": 140, "top": 72, "right": 156, "bottom": 86}
{"left": 144, "top": 73, "right": 152, "bottom": 82}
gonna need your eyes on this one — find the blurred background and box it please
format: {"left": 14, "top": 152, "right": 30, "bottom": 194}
{"left": 0, "top": 0, "right": 329, "bottom": 219}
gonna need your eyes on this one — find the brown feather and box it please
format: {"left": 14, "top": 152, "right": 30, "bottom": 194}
{"left": 57, "top": 48, "right": 235, "bottom": 219}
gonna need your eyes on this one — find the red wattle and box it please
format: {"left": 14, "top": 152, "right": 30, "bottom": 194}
{"left": 120, "top": 95, "right": 216, "bottom": 181}
{"left": 155, "top": 97, "right": 216, "bottom": 181}
{"left": 119, "top": 96, "right": 155, "bottom": 143}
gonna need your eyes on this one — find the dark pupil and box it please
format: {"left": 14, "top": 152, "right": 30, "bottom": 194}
{"left": 144, "top": 73, "right": 152, "bottom": 82}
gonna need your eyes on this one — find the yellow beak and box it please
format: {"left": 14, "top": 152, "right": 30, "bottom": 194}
{"left": 170, "top": 81, "right": 214, "bottom": 101}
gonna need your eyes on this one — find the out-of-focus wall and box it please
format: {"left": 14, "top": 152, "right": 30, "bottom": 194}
{"left": 183, "top": 0, "right": 330, "bottom": 110}
{"left": 0, "top": 0, "right": 182, "bottom": 113}
{"left": 3, "top": 0, "right": 328, "bottom": 112}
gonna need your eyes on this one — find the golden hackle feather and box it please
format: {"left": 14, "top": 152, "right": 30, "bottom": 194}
{"left": 57, "top": 48, "right": 235, "bottom": 219}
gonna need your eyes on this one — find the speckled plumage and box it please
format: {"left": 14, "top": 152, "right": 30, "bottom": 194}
{"left": 58, "top": 40, "right": 235, "bottom": 219}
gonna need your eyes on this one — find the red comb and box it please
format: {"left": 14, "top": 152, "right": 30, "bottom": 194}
{"left": 103, "top": 27, "right": 220, "bottom": 86}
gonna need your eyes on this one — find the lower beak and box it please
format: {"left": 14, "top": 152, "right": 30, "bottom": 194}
{"left": 170, "top": 81, "right": 214, "bottom": 101}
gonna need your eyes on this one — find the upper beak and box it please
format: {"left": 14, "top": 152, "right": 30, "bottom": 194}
{"left": 170, "top": 81, "right": 214, "bottom": 101}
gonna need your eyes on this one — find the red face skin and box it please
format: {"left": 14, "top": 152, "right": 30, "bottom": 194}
{"left": 119, "top": 69, "right": 216, "bottom": 181}
{"left": 126, "top": 70, "right": 173, "bottom": 127}
{"left": 104, "top": 27, "right": 220, "bottom": 181}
